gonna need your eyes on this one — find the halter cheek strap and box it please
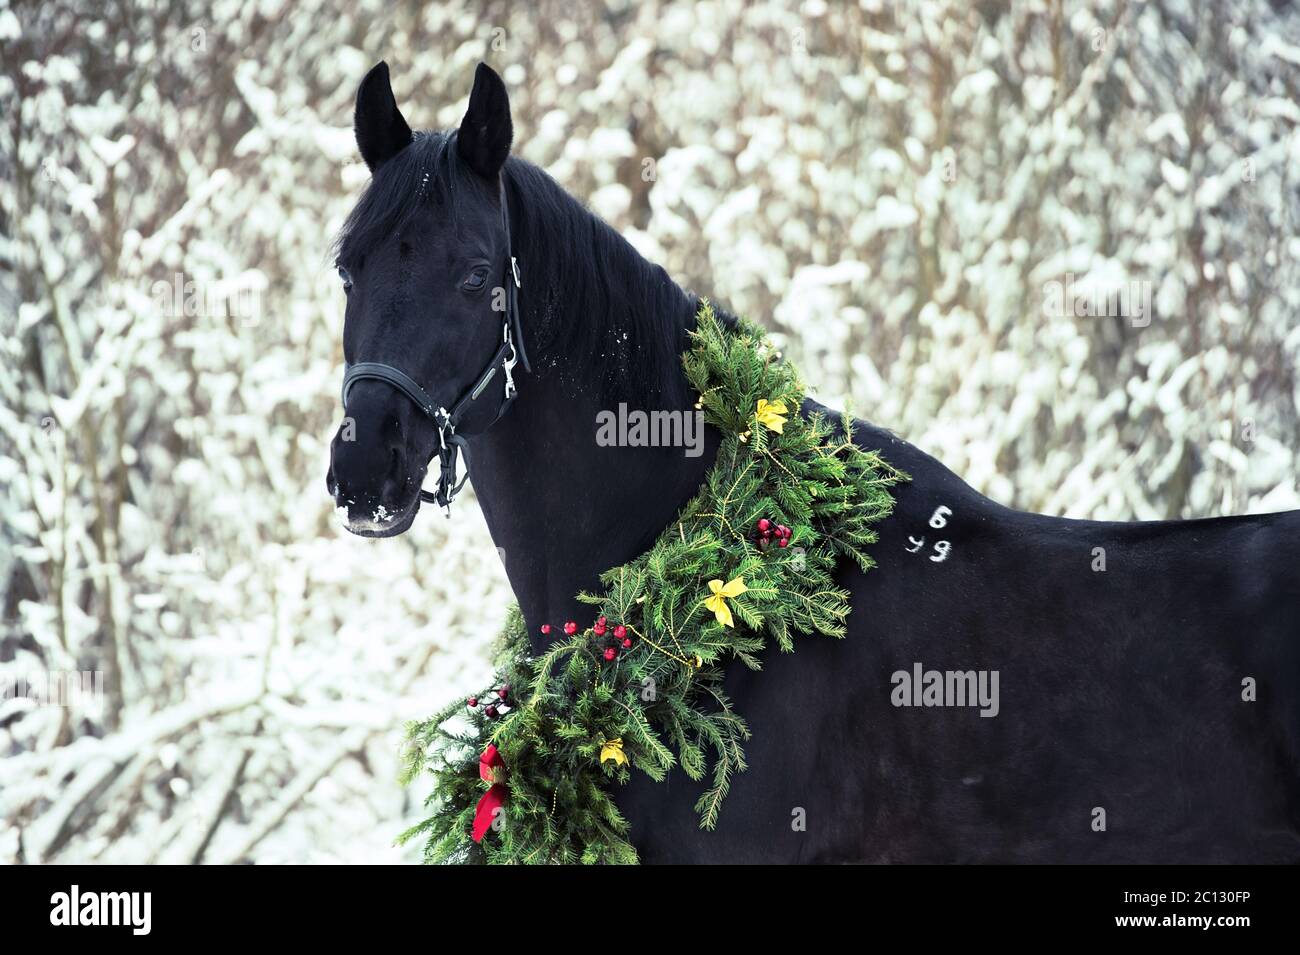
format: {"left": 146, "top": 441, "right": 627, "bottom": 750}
{"left": 339, "top": 177, "right": 528, "bottom": 515}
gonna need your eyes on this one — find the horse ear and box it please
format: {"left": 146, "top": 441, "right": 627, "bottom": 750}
{"left": 354, "top": 61, "right": 413, "bottom": 172}
{"left": 457, "top": 62, "right": 512, "bottom": 181}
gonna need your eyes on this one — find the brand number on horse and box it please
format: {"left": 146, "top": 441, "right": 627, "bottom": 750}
{"left": 906, "top": 506, "right": 954, "bottom": 562}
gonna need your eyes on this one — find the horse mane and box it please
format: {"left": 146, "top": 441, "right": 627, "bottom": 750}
{"left": 334, "top": 130, "right": 734, "bottom": 408}
{"left": 502, "top": 155, "right": 715, "bottom": 407}
{"left": 333, "top": 132, "right": 463, "bottom": 268}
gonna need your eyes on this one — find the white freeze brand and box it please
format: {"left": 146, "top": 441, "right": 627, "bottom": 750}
{"left": 891, "top": 663, "right": 1000, "bottom": 717}
{"left": 49, "top": 885, "right": 152, "bottom": 936}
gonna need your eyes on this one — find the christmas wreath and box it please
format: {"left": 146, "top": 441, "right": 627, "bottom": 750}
{"left": 399, "top": 302, "right": 905, "bottom": 863}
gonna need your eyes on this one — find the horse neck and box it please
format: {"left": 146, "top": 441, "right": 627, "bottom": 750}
{"left": 466, "top": 171, "right": 715, "bottom": 652}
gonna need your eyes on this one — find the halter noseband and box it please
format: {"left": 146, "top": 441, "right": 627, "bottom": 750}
{"left": 340, "top": 177, "right": 529, "bottom": 516}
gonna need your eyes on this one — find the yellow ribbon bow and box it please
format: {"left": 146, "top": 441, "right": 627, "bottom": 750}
{"left": 755, "top": 398, "right": 788, "bottom": 433}
{"left": 704, "top": 576, "right": 748, "bottom": 628}
{"left": 600, "top": 738, "right": 628, "bottom": 766}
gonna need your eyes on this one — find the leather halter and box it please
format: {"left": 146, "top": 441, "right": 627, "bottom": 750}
{"left": 340, "top": 177, "right": 530, "bottom": 515}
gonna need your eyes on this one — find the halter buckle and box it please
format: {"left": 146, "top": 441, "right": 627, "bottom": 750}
{"left": 436, "top": 410, "right": 457, "bottom": 518}
{"left": 503, "top": 347, "right": 518, "bottom": 401}
{"left": 502, "top": 322, "right": 518, "bottom": 401}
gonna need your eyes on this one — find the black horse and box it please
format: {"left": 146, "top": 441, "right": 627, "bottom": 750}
{"left": 326, "top": 62, "right": 1300, "bottom": 863}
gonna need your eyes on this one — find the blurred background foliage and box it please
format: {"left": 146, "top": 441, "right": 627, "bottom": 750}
{"left": 1, "top": 0, "right": 1297, "bottom": 861}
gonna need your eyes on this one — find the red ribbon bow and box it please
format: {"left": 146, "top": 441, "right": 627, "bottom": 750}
{"left": 471, "top": 743, "right": 508, "bottom": 843}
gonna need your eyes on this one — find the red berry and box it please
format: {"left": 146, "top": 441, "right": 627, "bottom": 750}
{"left": 564, "top": 621, "right": 577, "bottom": 635}
{"left": 777, "top": 524, "right": 790, "bottom": 538}
{"left": 467, "top": 697, "right": 478, "bottom": 708}
{"left": 778, "top": 538, "right": 789, "bottom": 548}
{"left": 499, "top": 684, "right": 509, "bottom": 699}
{"left": 613, "top": 624, "right": 627, "bottom": 640}
{"left": 757, "top": 518, "right": 771, "bottom": 532}
{"left": 603, "top": 647, "right": 617, "bottom": 661}
{"left": 622, "top": 638, "right": 632, "bottom": 649}
{"left": 597, "top": 615, "right": 607, "bottom": 627}
{"left": 540, "top": 624, "right": 551, "bottom": 635}
{"left": 484, "top": 704, "right": 497, "bottom": 717}
{"left": 593, "top": 623, "right": 606, "bottom": 636}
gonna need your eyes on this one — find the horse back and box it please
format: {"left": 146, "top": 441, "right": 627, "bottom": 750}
{"left": 837, "top": 420, "right": 1300, "bottom": 861}
{"left": 622, "top": 409, "right": 1299, "bottom": 862}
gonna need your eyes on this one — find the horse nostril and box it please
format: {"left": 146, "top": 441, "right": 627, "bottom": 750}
{"left": 386, "top": 447, "right": 406, "bottom": 491}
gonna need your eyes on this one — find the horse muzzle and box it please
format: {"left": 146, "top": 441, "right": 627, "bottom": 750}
{"left": 326, "top": 380, "right": 438, "bottom": 536}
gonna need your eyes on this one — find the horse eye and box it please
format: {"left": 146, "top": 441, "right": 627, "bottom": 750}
{"left": 463, "top": 269, "right": 488, "bottom": 291}
{"left": 337, "top": 266, "right": 352, "bottom": 291}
